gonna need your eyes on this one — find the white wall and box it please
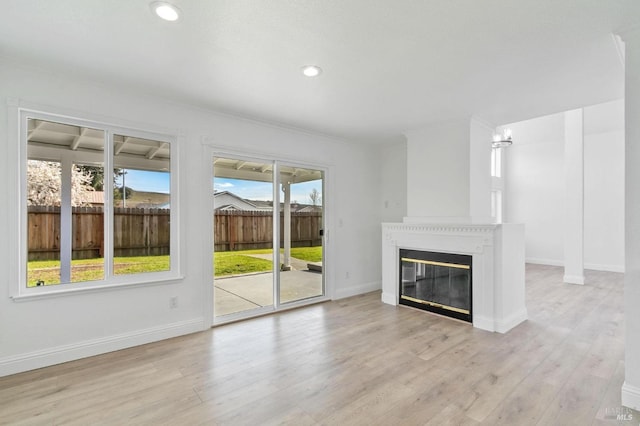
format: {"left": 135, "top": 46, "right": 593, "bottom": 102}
{"left": 402, "top": 117, "right": 493, "bottom": 223}
{"left": 0, "top": 60, "right": 383, "bottom": 375}
{"left": 622, "top": 28, "right": 640, "bottom": 410}
{"left": 503, "top": 113, "right": 565, "bottom": 264}
{"left": 405, "top": 118, "right": 470, "bottom": 219}
{"left": 583, "top": 101, "right": 625, "bottom": 272}
{"left": 503, "top": 100, "right": 624, "bottom": 271}
{"left": 469, "top": 118, "right": 493, "bottom": 222}
{"left": 378, "top": 138, "right": 407, "bottom": 223}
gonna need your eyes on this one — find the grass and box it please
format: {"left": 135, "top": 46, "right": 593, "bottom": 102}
{"left": 27, "top": 258, "right": 105, "bottom": 286}
{"left": 27, "top": 246, "right": 322, "bottom": 286}
{"left": 115, "top": 256, "right": 170, "bottom": 275}
{"left": 242, "top": 246, "right": 323, "bottom": 262}
{"left": 27, "top": 256, "right": 171, "bottom": 287}
{"left": 213, "top": 254, "right": 273, "bottom": 277}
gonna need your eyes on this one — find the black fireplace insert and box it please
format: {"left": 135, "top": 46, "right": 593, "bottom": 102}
{"left": 399, "top": 249, "right": 472, "bottom": 322}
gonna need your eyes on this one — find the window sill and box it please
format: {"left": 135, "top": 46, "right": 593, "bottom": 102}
{"left": 11, "top": 275, "right": 184, "bottom": 302}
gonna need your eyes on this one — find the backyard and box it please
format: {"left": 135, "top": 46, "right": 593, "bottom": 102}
{"left": 27, "top": 246, "right": 322, "bottom": 287}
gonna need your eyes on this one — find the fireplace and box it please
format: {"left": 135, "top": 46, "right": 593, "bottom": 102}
{"left": 382, "top": 222, "right": 527, "bottom": 333}
{"left": 399, "top": 249, "right": 472, "bottom": 322}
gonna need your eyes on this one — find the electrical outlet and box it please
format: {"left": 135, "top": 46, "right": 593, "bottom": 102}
{"left": 345, "top": 271, "right": 350, "bottom": 279}
{"left": 170, "top": 296, "right": 178, "bottom": 309}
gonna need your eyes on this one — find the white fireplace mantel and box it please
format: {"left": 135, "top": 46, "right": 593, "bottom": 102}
{"left": 381, "top": 222, "right": 527, "bottom": 333}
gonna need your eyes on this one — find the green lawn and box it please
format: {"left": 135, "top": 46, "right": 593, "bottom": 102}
{"left": 241, "top": 246, "right": 323, "bottom": 262}
{"left": 213, "top": 254, "right": 273, "bottom": 276}
{"left": 27, "top": 246, "right": 322, "bottom": 286}
{"left": 27, "top": 256, "right": 172, "bottom": 287}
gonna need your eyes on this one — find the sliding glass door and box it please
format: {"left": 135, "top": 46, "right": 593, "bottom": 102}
{"left": 278, "top": 164, "right": 324, "bottom": 304}
{"left": 212, "top": 156, "right": 275, "bottom": 319}
{"left": 212, "top": 156, "right": 325, "bottom": 322}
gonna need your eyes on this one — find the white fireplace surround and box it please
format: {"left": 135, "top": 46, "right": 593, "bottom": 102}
{"left": 382, "top": 222, "right": 527, "bottom": 333}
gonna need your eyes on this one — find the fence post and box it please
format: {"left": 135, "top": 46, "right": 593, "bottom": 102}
{"left": 228, "top": 211, "right": 235, "bottom": 251}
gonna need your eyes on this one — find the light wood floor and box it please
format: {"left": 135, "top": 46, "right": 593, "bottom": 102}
{"left": 1, "top": 264, "right": 638, "bottom": 425}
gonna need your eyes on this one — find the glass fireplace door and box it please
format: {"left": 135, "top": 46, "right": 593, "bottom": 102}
{"left": 399, "top": 249, "right": 472, "bottom": 322}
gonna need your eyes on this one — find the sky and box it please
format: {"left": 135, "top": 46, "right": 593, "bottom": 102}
{"left": 115, "top": 170, "right": 322, "bottom": 205}
{"left": 116, "top": 169, "right": 170, "bottom": 194}
{"left": 214, "top": 177, "right": 322, "bottom": 204}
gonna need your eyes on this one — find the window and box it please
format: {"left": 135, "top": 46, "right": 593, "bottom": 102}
{"left": 491, "top": 147, "right": 505, "bottom": 223}
{"left": 19, "top": 110, "right": 178, "bottom": 297}
{"left": 491, "top": 190, "right": 503, "bottom": 223}
{"left": 112, "top": 135, "right": 171, "bottom": 276}
{"left": 491, "top": 146, "right": 501, "bottom": 178}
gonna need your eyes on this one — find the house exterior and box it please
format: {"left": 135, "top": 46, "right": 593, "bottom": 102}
{"left": 213, "top": 190, "right": 319, "bottom": 212}
{"left": 213, "top": 191, "right": 271, "bottom": 211}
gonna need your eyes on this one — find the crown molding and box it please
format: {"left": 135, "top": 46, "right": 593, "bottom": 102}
{"left": 616, "top": 24, "right": 640, "bottom": 46}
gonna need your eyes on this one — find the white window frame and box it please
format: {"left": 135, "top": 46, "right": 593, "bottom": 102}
{"left": 205, "top": 145, "right": 331, "bottom": 326}
{"left": 491, "top": 146, "right": 505, "bottom": 223}
{"left": 491, "top": 146, "right": 502, "bottom": 178}
{"left": 13, "top": 108, "right": 181, "bottom": 300}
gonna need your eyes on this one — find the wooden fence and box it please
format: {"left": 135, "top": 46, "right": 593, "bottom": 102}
{"left": 213, "top": 210, "right": 322, "bottom": 252}
{"left": 27, "top": 207, "right": 322, "bottom": 260}
{"left": 27, "top": 206, "right": 170, "bottom": 261}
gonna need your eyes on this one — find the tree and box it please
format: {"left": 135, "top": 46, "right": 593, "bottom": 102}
{"left": 309, "top": 188, "right": 321, "bottom": 206}
{"left": 76, "top": 165, "right": 105, "bottom": 190}
{"left": 27, "top": 160, "right": 95, "bottom": 206}
{"left": 115, "top": 185, "right": 133, "bottom": 200}
{"left": 76, "top": 165, "right": 131, "bottom": 204}
{"left": 77, "top": 165, "right": 124, "bottom": 191}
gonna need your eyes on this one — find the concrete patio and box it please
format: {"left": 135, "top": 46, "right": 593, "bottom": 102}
{"left": 214, "top": 267, "right": 323, "bottom": 317}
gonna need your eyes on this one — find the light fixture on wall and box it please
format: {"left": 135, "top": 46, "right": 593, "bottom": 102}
{"left": 150, "top": 1, "right": 181, "bottom": 22}
{"left": 492, "top": 128, "right": 513, "bottom": 148}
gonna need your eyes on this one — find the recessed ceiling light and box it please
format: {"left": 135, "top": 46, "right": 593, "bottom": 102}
{"left": 150, "top": 1, "right": 181, "bottom": 22}
{"left": 301, "top": 65, "right": 322, "bottom": 77}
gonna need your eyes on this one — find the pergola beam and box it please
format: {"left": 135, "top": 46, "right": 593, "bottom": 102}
{"left": 114, "top": 136, "right": 130, "bottom": 155}
{"left": 27, "top": 119, "right": 45, "bottom": 136}
{"left": 70, "top": 127, "right": 88, "bottom": 151}
{"left": 146, "top": 142, "right": 168, "bottom": 160}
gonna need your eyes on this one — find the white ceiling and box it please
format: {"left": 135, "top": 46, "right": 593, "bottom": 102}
{"left": 1, "top": 0, "right": 638, "bottom": 143}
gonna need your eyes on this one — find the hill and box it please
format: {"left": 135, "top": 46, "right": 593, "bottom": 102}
{"left": 117, "top": 190, "right": 170, "bottom": 208}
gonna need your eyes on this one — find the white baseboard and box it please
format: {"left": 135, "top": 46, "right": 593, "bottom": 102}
{"left": 526, "top": 257, "right": 564, "bottom": 267}
{"left": 584, "top": 263, "right": 625, "bottom": 273}
{"left": 0, "top": 318, "right": 205, "bottom": 378}
{"left": 622, "top": 381, "right": 640, "bottom": 410}
{"left": 526, "top": 258, "right": 625, "bottom": 273}
{"left": 381, "top": 291, "right": 396, "bottom": 305}
{"left": 334, "top": 281, "right": 381, "bottom": 300}
{"left": 472, "top": 315, "right": 495, "bottom": 333}
{"left": 473, "top": 309, "right": 527, "bottom": 334}
{"left": 563, "top": 274, "right": 585, "bottom": 285}
{"left": 495, "top": 308, "right": 528, "bottom": 334}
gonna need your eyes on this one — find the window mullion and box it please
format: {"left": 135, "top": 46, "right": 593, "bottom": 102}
{"left": 59, "top": 156, "right": 73, "bottom": 283}
{"left": 104, "top": 130, "right": 114, "bottom": 279}
{"left": 273, "top": 161, "right": 280, "bottom": 310}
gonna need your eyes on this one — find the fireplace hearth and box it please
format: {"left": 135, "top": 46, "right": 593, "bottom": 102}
{"left": 399, "top": 249, "right": 472, "bottom": 322}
